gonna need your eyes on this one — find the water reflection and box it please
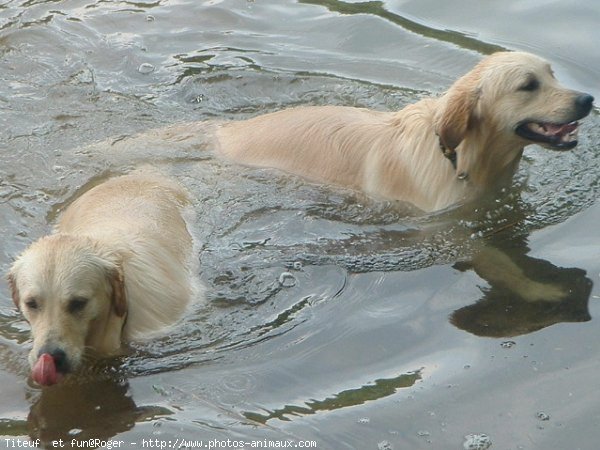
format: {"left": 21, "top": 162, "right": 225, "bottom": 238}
{"left": 300, "top": 0, "right": 505, "bottom": 54}
{"left": 451, "top": 236, "right": 592, "bottom": 337}
{"left": 27, "top": 371, "right": 171, "bottom": 447}
{"left": 243, "top": 370, "right": 422, "bottom": 424}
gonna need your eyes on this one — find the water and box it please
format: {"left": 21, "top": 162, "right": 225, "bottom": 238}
{"left": 1, "top": 1, "right": 600, "bottom": 449}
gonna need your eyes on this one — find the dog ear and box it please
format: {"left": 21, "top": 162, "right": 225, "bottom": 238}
{"left": 7, "top": 273, "right": 20, "bottom": 310}
{"left": 435, "top": 72, "right": 481, "bottom": 151}
{"left": 109, "top": 267, "right": 127, "bottom": 317}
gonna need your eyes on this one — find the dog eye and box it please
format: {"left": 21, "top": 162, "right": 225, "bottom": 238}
{"left": 25, "top": 298, "right": 39, "bottom": 310}
{"left": 68, "top": 297, "right": 88, "bottom": 314}
{"left": 519, "top": 78, "right": 539, "bottom": 92}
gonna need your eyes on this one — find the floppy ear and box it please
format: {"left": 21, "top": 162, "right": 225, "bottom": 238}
{"left": 435, "top": 71, "right": 481, "bottom": 151}
{"left": 109, "top": 267, "right": 127, "bottom": 317}
{"left": 6, "top": 273, "right": 20, "bottom": 310}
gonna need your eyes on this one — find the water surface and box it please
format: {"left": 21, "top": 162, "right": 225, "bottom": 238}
{"left": 1, "top": 1, "right": 599, "bottom": 449}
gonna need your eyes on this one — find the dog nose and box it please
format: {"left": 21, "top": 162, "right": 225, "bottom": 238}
{"left": 38, "top": 347, "right": 70, "bottom": 373}
{"left": 575, "top": 93, "right": 594, "bottom": 116}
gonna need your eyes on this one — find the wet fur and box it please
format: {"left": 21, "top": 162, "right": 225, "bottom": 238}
{"left": 216, "top": 51, "right": 592, "bottom": 211}
{"left": 7, "top": 171, "right": 202, "bottom": 374}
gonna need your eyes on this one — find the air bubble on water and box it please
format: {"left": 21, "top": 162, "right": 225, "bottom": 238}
{"left": 377, "top": 440, "right": 393, "bottom": 450}
{"left": 417, "top": 430, "right": 430, "bottom": 437}
{"left": 501, "top": 340, "right": 516, "bottom": 349}
{"left": 536, "top": 411, "right": 550, "bottom": 421}
{"left": 146, "top": 15, "right": 155, "bottom": 21}
{"left": 292, "top": 261, "right": 303, "bottom": 270}
{"left": 357, "top": 417, "right": 370, "bottom": 424}
{"left": 138, "top": 63, "right": 155, "bottom": 74}
{"left": 463, "top": 433, "right": 492, "bottom": 450}
{"left": 278, "top": 272, "right": 296, "bottom": 287}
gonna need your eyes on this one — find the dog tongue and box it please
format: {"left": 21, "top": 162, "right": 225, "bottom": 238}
{"left": 32, "top": 353, "right": 60, "bottom": 386}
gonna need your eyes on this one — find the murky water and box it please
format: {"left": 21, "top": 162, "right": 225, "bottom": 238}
{"left": 1, "top": 1, "right": 600, "bottom": 449}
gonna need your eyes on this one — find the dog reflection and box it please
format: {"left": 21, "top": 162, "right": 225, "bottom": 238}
{"left": 451, "top": 245, "right": 592, "bottom": 337}
{"left": 27, "top": 371, "right": 170, "bottom": 446}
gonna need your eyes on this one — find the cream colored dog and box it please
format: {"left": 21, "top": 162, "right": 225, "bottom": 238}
{"left": 7, "top": 171, "right": 202, "bottom": 386}
{"left": 216, "top": 51, "right": 594, "bottom": 211}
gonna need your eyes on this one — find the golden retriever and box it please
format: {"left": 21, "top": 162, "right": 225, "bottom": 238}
{"left": 215, "top": 51, "right": 594, "bottom": 211}
{"left": 7, "top": 171, "right": 202, "bottom": 386}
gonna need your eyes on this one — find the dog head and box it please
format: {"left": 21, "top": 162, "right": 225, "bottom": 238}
{"left": 436, "top": 51, "right": 594, "bottom": 154}
{"left": 7, "top": 234, "right": 127, "bottom": 386}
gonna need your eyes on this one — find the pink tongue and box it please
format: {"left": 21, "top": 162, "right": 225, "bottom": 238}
{"left": 32, "top": 353, "right": 60, "bottom": 386}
